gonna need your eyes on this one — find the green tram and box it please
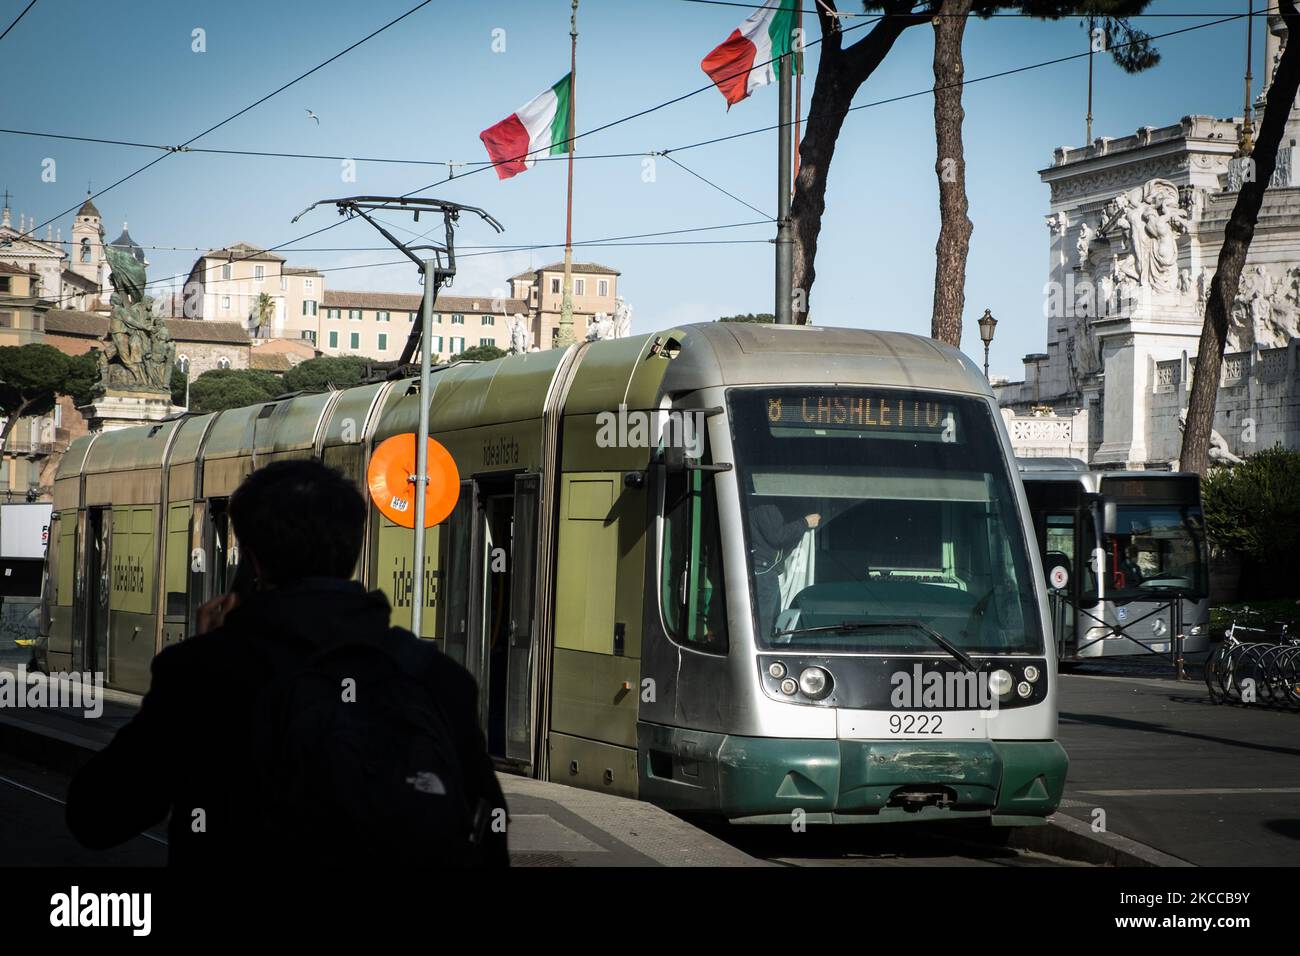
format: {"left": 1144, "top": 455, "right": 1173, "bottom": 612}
{"left": 39, "top": 323, "right": 1066, "bottom": 824}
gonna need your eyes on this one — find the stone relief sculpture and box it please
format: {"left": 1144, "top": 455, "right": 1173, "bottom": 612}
{"left": 1217, "top": 262, "right": 1300, "bottom": 351}
{"left": 1105, "top": 180, "right": 1188, "bottom": 295}
{"left": 1176, "top": 409, "right": 1244, "bottom": 466}
{"left": 1075, "top": 221, "right": 1093, "bottom": 267}
{"left": 98, "top": 227, "right": 174, "bottom": 393}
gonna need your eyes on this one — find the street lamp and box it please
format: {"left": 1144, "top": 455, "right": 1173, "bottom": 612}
{"left": 177, "top": 356, "right": 191, "bottom": 410}
{"left": 977, "top": 308, "right": 998, "bottom": 379}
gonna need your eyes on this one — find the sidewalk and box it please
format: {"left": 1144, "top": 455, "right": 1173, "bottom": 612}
{"left": 0, "top": 666, "right": 762, "bottom": 867}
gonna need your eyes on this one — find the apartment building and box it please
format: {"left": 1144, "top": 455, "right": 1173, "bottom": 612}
{"left": 0, "top": 263, "right": 47, "bottom": 347}
{"left": 183, "top": 243, "right": 324, "bottom": 345}
{"left": 509, "top": 262, "right": 620, "bottom": 347}
{"left": 318, "top": 291, "right": 526, "bottom": 361}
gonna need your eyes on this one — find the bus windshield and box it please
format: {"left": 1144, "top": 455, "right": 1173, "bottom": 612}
{"left": 728, "top": 387, "right": 1043, "bottom": 654}
{"left": 1085, "top": 502, "right": 1208, "bottom": 601}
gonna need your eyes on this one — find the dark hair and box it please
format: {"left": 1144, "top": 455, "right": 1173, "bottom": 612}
{"left": 229, "top": 459, "right": 366, "bottom": 587}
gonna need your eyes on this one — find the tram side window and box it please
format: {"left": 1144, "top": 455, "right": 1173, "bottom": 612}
{"left": 660, "top": 469, "right": 728, "bottom": 653}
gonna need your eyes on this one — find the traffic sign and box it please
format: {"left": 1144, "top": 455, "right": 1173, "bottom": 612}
{"left": 367, "top": 434, "right": 460, "bottom": 529}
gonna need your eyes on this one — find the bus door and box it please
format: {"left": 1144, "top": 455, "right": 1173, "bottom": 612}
{"left": 1041, "top": 511, "right": 1079, "bottom": 655}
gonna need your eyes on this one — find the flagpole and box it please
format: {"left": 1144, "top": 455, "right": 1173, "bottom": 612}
{"left": 775, "top": 48, "right": 793, "bottom": 325}
{"left": 557, "top": 0, "right": 579, "bottom": 348}
{"left": 793, "top": 2, "right": 802, "bottom": 192}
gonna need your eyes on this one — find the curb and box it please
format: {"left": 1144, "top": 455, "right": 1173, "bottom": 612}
{"left": 1012, "top": 811, "right": 1195, "bottom": 867}
{"left": 0, "top": 712, "right": 103, "bottom": 776}
{"left": 0, "top": 712, "right": 1195, "bottom": 867}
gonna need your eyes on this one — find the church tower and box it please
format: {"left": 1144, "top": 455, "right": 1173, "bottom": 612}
{"left": 69, "top": 193, "right": 102, "bottom": 287}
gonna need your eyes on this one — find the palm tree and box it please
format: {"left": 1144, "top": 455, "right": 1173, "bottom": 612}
{"left": 251, "top": 293, "right": 275, "bottom": 339}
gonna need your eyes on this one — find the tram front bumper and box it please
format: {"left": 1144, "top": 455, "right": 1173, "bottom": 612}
{"left": 709, "top": 736, "right": 1068, "bottom": 823}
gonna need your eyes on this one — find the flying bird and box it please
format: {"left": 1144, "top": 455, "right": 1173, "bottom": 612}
{"left": 305, "top": 109, "right": 319, "bottom": 124}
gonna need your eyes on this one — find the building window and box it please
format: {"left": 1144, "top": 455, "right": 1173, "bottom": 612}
{"left": 409, "top": 311, "right": 417, "bottom": 322}
{"left": 451, "top": 313, "right": 464, "bottom": 324}
{"left": 451, "top": 336, "right": 465, "bottom": 354}
{"left": 328, "top": 331, "right": 338, "bottom": 349}
{"left": 280, "top": 276, "right": 287, "bottom": 291}
{"left": 217, "top": 356, "right": 232, "bottom": 370}
{"left": 378, "top": 333, "right": 388, "bottom": 351}
{"left": 482, "top": 315, "right": 495, "bottom": 326}
{"left": 377, "top": 311, "right": 390, "bottom": 322}
{"left": 32, "top": 313, "right": 43, "bottom": 332}
{"left": 0, "top": 312, "right": 13, "bottom": 328}
{"left": 302, "top": 330, "right": 317, "bottom": 345}
{"left": 349, "top": 309, "right": 362, "bottom": 321}
{"left": 574, "top": 278, "right": 585, "bottom": 296}
{"left": 80, "top": 238, "right": 91, "bottom": 263}
{"left": 350, "top": 332, "right": 360, "bottom": 350}
{"left": 0, "top": 277, "right": 8, "bottom": 293}
{"left": 303, "top": 300, "right": 318, "bottom": 316}
{"left": 305, "top": 279, "right": 314, "bottom": 291}
{"left": 254, "top": 265, "right": 264, "bottom": 281}
{"left": 327, "top": 308, "right": 340, "bottom": 319}
{"left": 430, "top": 313, "right": 440, "bottom": 324}
{"left": 221, "top": 296, "right": 231, "bottom": 310}
{"left": 221, "top": 264, "right": 232, "bottom": 280}
{"left": 480, "top": 337, "right": 495, "bottom": 347}
{"left": 598, "top": 279, "right": 609, "bottom": 296}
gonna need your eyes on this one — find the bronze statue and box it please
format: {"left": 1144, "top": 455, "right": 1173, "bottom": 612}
{"left": 98, "top": 227, "right": 174, "bottom": 393}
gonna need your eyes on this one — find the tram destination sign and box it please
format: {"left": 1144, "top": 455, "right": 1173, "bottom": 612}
{"left": 764, "top": 392, "right": 958, "bottom": 438}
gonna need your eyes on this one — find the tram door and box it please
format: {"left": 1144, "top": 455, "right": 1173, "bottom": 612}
{"left": 457, "top": 474, "right": 540, "bottom": 765}
{"left": 83, "top": 508, "right": 111, "bottom": 676}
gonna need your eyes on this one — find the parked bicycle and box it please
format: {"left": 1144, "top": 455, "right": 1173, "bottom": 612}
{"left": 1205, "top": 607, "right": 1300, "bottom": 708}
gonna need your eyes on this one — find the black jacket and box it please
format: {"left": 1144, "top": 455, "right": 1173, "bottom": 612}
{"left": 750, "top": 503, "right": 810, "bottom": 574}
{"left": 65, "top": 578, "right": 508, "bottom": 867}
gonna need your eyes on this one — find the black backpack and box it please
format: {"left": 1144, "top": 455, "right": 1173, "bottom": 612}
{"left": 252, "top": 628, "right": 489, "bottom": 866}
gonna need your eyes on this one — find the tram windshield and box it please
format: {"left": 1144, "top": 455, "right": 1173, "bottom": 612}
{"left": 728, "top": 387, "right": 1043, "bottom": 654}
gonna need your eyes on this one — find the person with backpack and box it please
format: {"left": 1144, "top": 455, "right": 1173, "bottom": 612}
{"left": 66, "top": 459, "right": 508, "bottom": 867}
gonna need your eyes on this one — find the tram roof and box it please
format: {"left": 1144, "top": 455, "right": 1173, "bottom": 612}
{"left": 662, "top": 322, "right": 991, "bottom": 397}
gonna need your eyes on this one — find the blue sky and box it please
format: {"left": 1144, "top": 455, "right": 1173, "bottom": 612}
{"left": 0, "top": 0, "right": 1267, "bottom": 378}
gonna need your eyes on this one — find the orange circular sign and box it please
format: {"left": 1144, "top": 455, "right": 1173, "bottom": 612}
{"left": 367, "top": 434, "right": 460, "bottom": 529}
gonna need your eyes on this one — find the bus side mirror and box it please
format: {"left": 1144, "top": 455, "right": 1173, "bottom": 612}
{"left": 1101, "top": 499, "right": 1118, "bottom": 537}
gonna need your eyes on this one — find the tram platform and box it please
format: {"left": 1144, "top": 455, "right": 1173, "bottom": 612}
{"left": 2, "top": 657, "right": 1297, "bottom": 866}
{"left": 0, "top": 664, "right": 763, "bottom": 867}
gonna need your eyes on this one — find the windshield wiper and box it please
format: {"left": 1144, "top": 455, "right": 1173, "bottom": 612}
{"left": 773, "top": 620, "right": 977, "bottom": 673}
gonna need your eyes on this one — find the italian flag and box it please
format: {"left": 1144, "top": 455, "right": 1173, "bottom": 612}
{"left": 479, "top": 73, "right": 573, "bottom": 180}
{"left": 700, "top": 0, "right": 800, "bottom": 108}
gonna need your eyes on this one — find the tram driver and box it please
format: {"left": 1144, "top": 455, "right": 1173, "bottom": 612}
{"left": 749, "top": 500, "right": 820, "bottom": 639}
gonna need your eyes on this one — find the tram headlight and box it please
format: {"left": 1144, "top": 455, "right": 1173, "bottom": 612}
{"left": 988, "top": 668, "right": 1014, "bottom": 697}
{"left": 1189, "top": 624, "right": 1204, "bottom": 636}
{"left": 1023, "top": 664, "right": 1040, "bottom": 683}
{"left": 1016, "top": 681, "right": 1033, "bottom": 698}
{"left": 768, "top": 661, "right": 787, "bottom": 680}
{"left": 780, "top": 677, "right": 799, "bottom": 695}
{"left": 798, "top": 666, "right": 833, "bottom": 700}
